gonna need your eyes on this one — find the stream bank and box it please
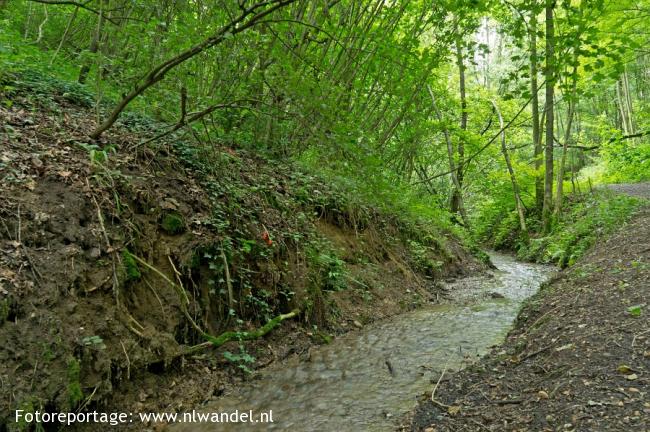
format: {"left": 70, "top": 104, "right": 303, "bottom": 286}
{"left": 0, "top": 81, "right": 483, "bottom": 431}
{"left": 409, "top": 203, "right": 650, "bottom": 431}
{"left": 170, "top": 253, "right": 554, "bottom": 431}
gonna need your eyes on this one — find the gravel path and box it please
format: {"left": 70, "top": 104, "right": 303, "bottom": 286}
{"left": 604, "top": 182, "right": 650, "bottom": 199}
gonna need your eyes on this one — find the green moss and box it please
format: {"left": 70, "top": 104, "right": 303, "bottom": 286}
{"left": 121, "top": 249, "right": 141, "bottom": 281}
{"left": 161, "top": 212, "right": 185, "bottom": 234}
{"left": 66, "top": 357, "right": 83, "bottom": 409}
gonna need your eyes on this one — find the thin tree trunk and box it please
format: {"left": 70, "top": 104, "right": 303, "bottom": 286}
{"left": 622, "top": 67, "right": 635, "bottom": 133}
{"left": 78, "top": 0, "right": 104, "bottom": 84}
{"left": 542, "top": 0, "right": 555, "bottom": 233}
{"left": 35, "top": 5, "right": 48, "bottom": 43}
{"left": 529, "top": 11, "right": 543, "bottom": 212}
{"left": 453, "top": 27, "right": 468, "bottom": 217}
{"left": 555, "top": 63, "right": 578, "bottom": 216}
{"left": 50, "top": 5, "right": 78, "bottom": 65}
{"left": 427, "top": 85, "right": 470, "bottom": 228}
{"left": 492, "top": 100, "right": 527, "bottom": 236}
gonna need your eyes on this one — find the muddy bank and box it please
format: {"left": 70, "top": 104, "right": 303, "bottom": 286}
{"left": 408, "top": 205, "right": 650, "bottom": 431}
{"left": 0, "top": 82, "right": 483, "bottom": 430}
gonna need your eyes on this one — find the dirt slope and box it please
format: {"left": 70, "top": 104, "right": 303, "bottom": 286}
{"left": 409, "top": 188, "right": 650, "bottom": 431}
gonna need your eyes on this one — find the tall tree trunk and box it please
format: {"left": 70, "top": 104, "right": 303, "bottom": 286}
{"left": 529, "top": 10, "right": 543, "bottom": 212}
{"left": 542, "top": 0, "right": 555, "bottom": 233}
{"left": 452, "top": 26, "right": 467, "bottom": 217}
{"left": 555, "top": 63, "right": 578, "bottom": 216}
{"left": 622, "top": 67, "right": 635, "bottom": 133}
{"left": 78, "top": 0, "right": 105, "bottom": 84}
{"left": 50, "top": 6, "right": 78, "bottom": 65}
{"left": 427, "top": 85, "right": 470, "bottom": 228}
{"left": 542, "top": 1, "right": 555, "bottom": 232}
{"left": 492, "top": 100, "right": 527, "bottom": 237}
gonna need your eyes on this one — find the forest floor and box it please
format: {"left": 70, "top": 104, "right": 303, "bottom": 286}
{"left": 408, "top": 183, "right": 650, "bottom": 431}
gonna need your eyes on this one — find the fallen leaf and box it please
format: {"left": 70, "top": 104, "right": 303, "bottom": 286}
{"left": 618, "top": 365, "right": 634, "bottom": 375}
{"left": 447, "top": 405, "right": 461, "bottom": 415}
{"left": 627, "top": 304, "right": 643, "bottom": 317}
{"left": 538, "top": 390, "right": 549, "bottom": 399}
{"left": 626, "top": 374, "right": 638, "bottom": 381}
{"left": 58, "top": 171, "right": 72, "bottom": 178}
{"left": 555, "top": 343, "right": 574, "bottom": 352}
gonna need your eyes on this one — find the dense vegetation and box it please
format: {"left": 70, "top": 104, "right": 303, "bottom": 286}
{"left": 0, "top": 0, "right": 649, "bottom": 428}
{"left": 2, "top": 0, "right": 648, "bottom": 263}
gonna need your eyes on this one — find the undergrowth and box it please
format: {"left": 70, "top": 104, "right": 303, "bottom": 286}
{"left": 477, "top": 191, "right": 643, "bottom": 267}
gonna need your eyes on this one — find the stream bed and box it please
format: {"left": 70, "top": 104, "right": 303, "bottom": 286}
{"left": 178, "top": 252, "right": 555, "bottom": 431}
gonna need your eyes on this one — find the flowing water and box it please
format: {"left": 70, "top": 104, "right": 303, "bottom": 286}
{"left": 176, "top": 253, "right": 555, "bottom": 431}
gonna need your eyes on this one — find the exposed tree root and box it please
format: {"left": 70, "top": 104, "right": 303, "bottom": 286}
{"left": 202, "top": 309, "right": 300, "bottom": 348}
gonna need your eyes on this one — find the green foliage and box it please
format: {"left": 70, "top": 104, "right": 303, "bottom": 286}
{"left": 160, "top": 212, "right": 185, "bottom": 235}
{"left": 81, "top": 335, "right": 106, "bottom": 350}
{"left": 517, "top": 193, "right": 642, "bottom": 267}
{"left": 307, "top": 239, "right": 347, "bottom": 293}
{"left": 599, "top": 139, "right": 650, "bottom": 183}
{"left": 627, "top": 304, "right": 643, "bottom": 317}
{"left": 66, "top": 357, "right": 83, "bottom": 409}
{"left": 223, "top": 345, "right": 256, "bottom": 375}
{"left": 121, "top": 249, "right": 141, "bottom": 281}
{"left": 407, "top": 240, "right": 443, "bottom": 275}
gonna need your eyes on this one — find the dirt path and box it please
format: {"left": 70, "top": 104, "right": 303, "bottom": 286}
{"left": 408, "top": 187, "right": 650, "bottom": 431}
{"left": 604, "top": 182, "right": 650, "bottom": 199}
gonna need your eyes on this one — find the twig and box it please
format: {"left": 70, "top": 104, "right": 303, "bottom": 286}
{"left": 494, "top": 398, "right": 523, "bottom": 405}
{"left": 76, "top": 385, "right": 99, "bottom": 413}
{"left": 17, "top": 204, "right": 21, "bottom": 245}
{"left": 120, "top": 340, "right": 130, "bottom": 380}
{"left": 143, "top": 277, "right": 166, "bottom": 314}
{"left": 220, "top": 249, "right": 235, "bottom": 312}
{"left": 167, "top": 256, "right": 189, "bottom": 305}
{"left": 431, "top": 359, "right": 450, "bottom": 405}
{"left": 85, "top": 178, "right": 119, "bottom": 305}
{"left": 517, "top": 343, "right": 554, "bottom": 363}
{"left": 16, "top": 204, "right": 43, "bottom": 285}
{"left": 30, "top": 359, "right": 39, "bottom": 390}
{"left": 26, "top": 0, "right": 120, "bottom": 25}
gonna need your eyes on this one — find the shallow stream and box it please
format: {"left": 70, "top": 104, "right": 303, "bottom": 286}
{"left": 178, "top": 252, "right": 554, "bottom": 431}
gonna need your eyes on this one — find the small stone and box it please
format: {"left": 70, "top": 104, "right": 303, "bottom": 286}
{"left": 353, "top": 320, "right": 363, "bottom": 328}
{"left": 626, "top": 373, "right": 638, "bottom": 380}
{"left": 88, "top": 247, "right": 101, "bottom": 259}
{"left": 538, "top": 390, "right": 549, "bottom": 399}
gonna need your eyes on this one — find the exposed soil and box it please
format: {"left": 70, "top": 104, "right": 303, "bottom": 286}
{"left": 0, "top": 85, "right": 483, "bottom": 431}
{"left": 408, "top": 186, "right": 650, "bottom": 431}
